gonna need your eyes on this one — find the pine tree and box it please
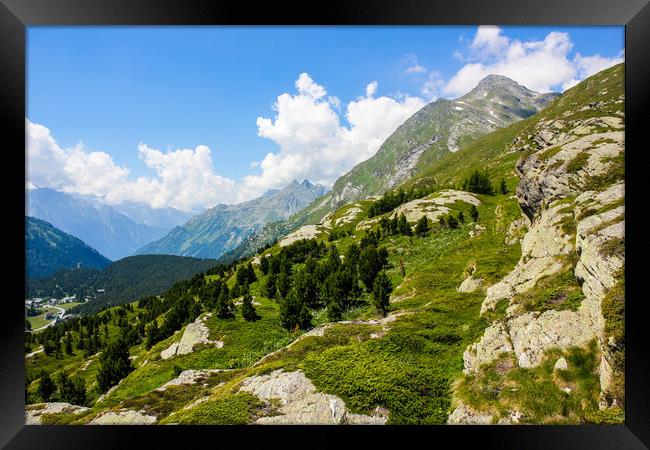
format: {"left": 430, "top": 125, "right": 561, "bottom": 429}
{"left": 499, "top": 178, "right": 508, "bottom": 195}
{"left": 398, "top": 213, "right": 412, "bottom": 236}
{"left": 415, "top": 215, "right": 430, "bottom": 236}
{"left": 259, "top": 255, "right": 269, "bottom": 275}
{"left": 470, "top": 204, "right": 479, "bottom": 222}
{"left": 145, "top": 320, "right": 160, "bottom": 349}
{"left": 64, "top": 333, "right": 73, "bottom": 355}
{"left": 57, "top": 372, "right": 87, "bottom": 405}
{"left": 457, "top": 211, "right": 465, "bottom": 223}
{"left": 262, "top": 272, "right": 277, "bottom": 299}
{"left": 439, "top": 216, "right": 447, "bottom": 229}
{"left": 96, "top": 337, "right": 134, "bottom": 393}
{"left": 372, "top": 271, "right": 393, "bottom": 317}
{"left": 279, "top": 288, "right": 312, "bottom": 331}
{"left": 246, "top": 262, "right": 257, "bottom": 283}
{"left": 240, "top": 284, "right": 258, "bottom": 321}
{"left": 447, "top": 215, "right": 459, "bottom": 229}
{"left": 359, "top": 246, "right": 381, "bottom": 292}
{"left": 293, "top": 266, "right": 319, "bottom": 308}
{"left": 215, "top": 285, "right": 235, "bottom": 319}
{"left": 38, "top": 370, "right": 55, "bottom": 402}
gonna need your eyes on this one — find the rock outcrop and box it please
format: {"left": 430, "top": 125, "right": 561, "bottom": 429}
{"left": 89, "top": 409, "right": 157, "bottom": 425}
{"left": 238, "top": 370, "right": 387, "bottom": 425}
{"left": 25, "top": 402, "right": 90, "bottom": 425}
{"left": 161, "top": 314, "right": 224, "bottom": 360}
{"left": 450, "top": 68, "right": 625, "bottom": 422}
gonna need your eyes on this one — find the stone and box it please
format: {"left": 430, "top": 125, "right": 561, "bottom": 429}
{"left": 458, "top": 275, "right": 483, "bottom": 293}
{"left": 279, "top": 225, "right": 326, "bottom": 247}
{"left": 161, "top": 315, "right": 224, "bottom": 360}
{"left": 447, "top": 404, "right": 493, "bottom": 424}
{"left": 25, "top": 402, "right": 90, "bottom": 425}
{"left": 89, "top": 409, "right": 157, "bottom": 425}
{"left": 554, "top": 357, "right": 568, "bottom": 371}
{"left": 238, "top": 370, "right": 386, "bottom": 425}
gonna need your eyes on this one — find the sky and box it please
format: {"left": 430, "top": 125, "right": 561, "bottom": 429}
{"left": 26, "top": 26, "right": 624, "bottom": 212}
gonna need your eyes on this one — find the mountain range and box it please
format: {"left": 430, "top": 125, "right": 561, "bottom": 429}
{"left": 135, "top": 179, "right": 327, "bottom": 259}
{"left": 25, "top": 216, "right": 111, "bottom": 279}
{"left": 26, "top": 188, "right": 192, "bottom": 260}
{"left": 217, "top": 75, "right": 559, "bottom": 262}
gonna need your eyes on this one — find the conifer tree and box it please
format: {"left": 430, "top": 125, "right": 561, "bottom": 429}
{"left": 38, "top": 370, "right": 55, "bottom": 402}
{"left": 96, "top": 337, "right": 134, "bottom": 393}
{"left": 470, "top": 204, "right": 479, "bottom": 222}
{"left": 457, "top": 211, "right": 465, "bottom": 223}
{"left": 499, "top": 178, "right": 508, "bottom": 195}
{"left": 415, "top": 215, "right": 430, "bottom": 236}
{"left": 279, "top": 288, "right": 312, "bottom": 331}
{"left": 372, "top": 271, "right": 393, "bottom": 317}
{"left": 240, "top": 283, "right": 258, "bottom": 321}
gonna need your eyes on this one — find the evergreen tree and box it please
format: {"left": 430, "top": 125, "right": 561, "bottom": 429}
{"left": 96, "top": 337, "right": 134, "bottom": 393}
{"left": 38, "top": 370, "right": 55, "bottom": 402}
{"left": 359, "top": 246, "right": 382, "bottom": 292}
{"left": 462, "top": 170, "right": 494, "bottom": 195}
{"left": 262, "top": 272, "right": 277, "bottom": 299}
{"left": 469, "top": 204, "right": 479, "bottom": 222}
{"left": 259, "top": 255, "right": 269, "bottom": 275}
{"left": 275, "top": 268, "right": 292, "bottom": 300}
{"left": 499, "top": 178, "right": 508, "bottom": 195}
{"left": 457, "top": 211, "right": 465, "bottom": 224}
{"left": 246, "top": 262, "right": 257, "bottom": 283}
{"left": 293, "top": 266, "right": 319, "bottom": 308}
{"left": 415, "top": 215, "right": 430, "bottom": 236}
{"left": 240, "top": 283, "right": 258, "bottom": 321}
{"left": 390, "top": 216, "right": 399, "bottom": 235}
{"left": 64, "top": 333, "right": 73, "bottom": 355}
{"left": 215, "top": 285, "right": 235, "bottom": 318}
{"left": 372, "top": 271, "right": 393, "bottom": 317}
{"left": 235, "top": 265, "right": 248, "bottom": 287}
{"left": 447, "top": 215, "right": 459, "bottom": 229}
{"left": 398, "top": 213, "right": 412, "bottom": 236}
{"left": 57, "top": 372, "right": 87, "bottom": 405}
{"left": 145, "top": 320, "right": 160, "bottom": 349}
{"left": 279, "top": 288, "right": 312, "bottom": 331}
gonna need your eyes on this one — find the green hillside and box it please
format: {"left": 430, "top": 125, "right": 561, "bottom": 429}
{"left": 26, "top": 217, "right": 111, "bottom": 279}
{"left": 25, "top": 64, "right": 624, "bottom": 426}
{"left": 27, "top": 254, "right": 218, "bottom": 314}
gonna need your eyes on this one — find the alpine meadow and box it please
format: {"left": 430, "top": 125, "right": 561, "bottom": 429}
{"left": 25, "top": 26, "right": 625, "bottom": 425}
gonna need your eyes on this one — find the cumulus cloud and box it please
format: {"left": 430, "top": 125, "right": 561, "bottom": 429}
{"left": 443, "top": 26, "right": 623, "bottom": 98}
{"left": 26, "top": 119, "right": 236, "bottom": 212}
{"left": 404, "top": 53, "right": 427, "bottom": 74}
{"left": 244, "top": 73, "right": 424, "bottom": 194}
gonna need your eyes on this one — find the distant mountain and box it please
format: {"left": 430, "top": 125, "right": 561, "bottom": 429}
{"left": 136, "top": 180, "right": 328, "bottom": 259}
{"left": 27, "top": 254, "right": 218, "bottom": 314}
{"left": 299, "top": 75, "right": 559, "bottom": 220}
{"left": 222, "top": 75, "right": 560, "bottom": 261}
{"left": 25, "top": 216, "right": 111, "bottom": 279}
{"left": 26, "top": 188, "right": 188, "bottom": 260}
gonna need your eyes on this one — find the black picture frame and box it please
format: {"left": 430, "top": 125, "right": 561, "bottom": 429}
{"left": 2, "top": 1, "right": 648, "bottom": 448}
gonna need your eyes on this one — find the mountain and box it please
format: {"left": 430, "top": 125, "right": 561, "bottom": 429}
{"left": 27, "top": 254, "right": 218, "bottom": 314}
{"left": 26, "top": 188, "right": 187, "bottom": 260}
{"left": 25, "top": 64, "right": 625, "bottom": 426}
{"left": 135, "top": 179, "right": 328, "bottom": 259}
{"left": 307, "top": 75, "right": 559, "bottom": 216}
{"left": 25, "top": 216, "right": 111, "bottom": 279}
{"left": 221, "top": 75, "right": 560, "bottom": 262}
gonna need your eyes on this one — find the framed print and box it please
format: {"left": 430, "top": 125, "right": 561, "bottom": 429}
{"left": 1, "top": 0, "right": 649, "bottom": 448}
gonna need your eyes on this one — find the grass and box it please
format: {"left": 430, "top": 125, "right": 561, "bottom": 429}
{"left": 160, "top": 392, "right": 265, "bottom": 425}
{"left": 516, "top": 265, "right": 585, "bottom": 314}
{"left": 454, "top": 340, "right": 605, "bottom": 424}
{"left": 59, "top": 302, "right": 82, "bottom": 311}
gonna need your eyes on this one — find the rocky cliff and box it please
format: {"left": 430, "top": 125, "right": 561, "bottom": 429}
{"left": 449, "top": 63, "right": 624, "bottom": 424}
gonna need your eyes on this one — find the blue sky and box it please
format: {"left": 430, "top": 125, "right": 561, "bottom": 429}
{"left": 26, "top": 26, "right": 623, "bottom": 211}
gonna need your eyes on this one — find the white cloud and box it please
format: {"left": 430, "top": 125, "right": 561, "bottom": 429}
{"left": 443, "top": 27, "right": 623, "bottom": 98}
{"left": 26, "top": 119, "right": 236, "bottom": 212}
{"left": 404, "top": 53, "right": 427, "bottom": 74}
{"left": 244, "top": 73, "right": 424, "bottom": 194}
{"left": 421, "top": 71, "right": 444, "bottom": 100}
